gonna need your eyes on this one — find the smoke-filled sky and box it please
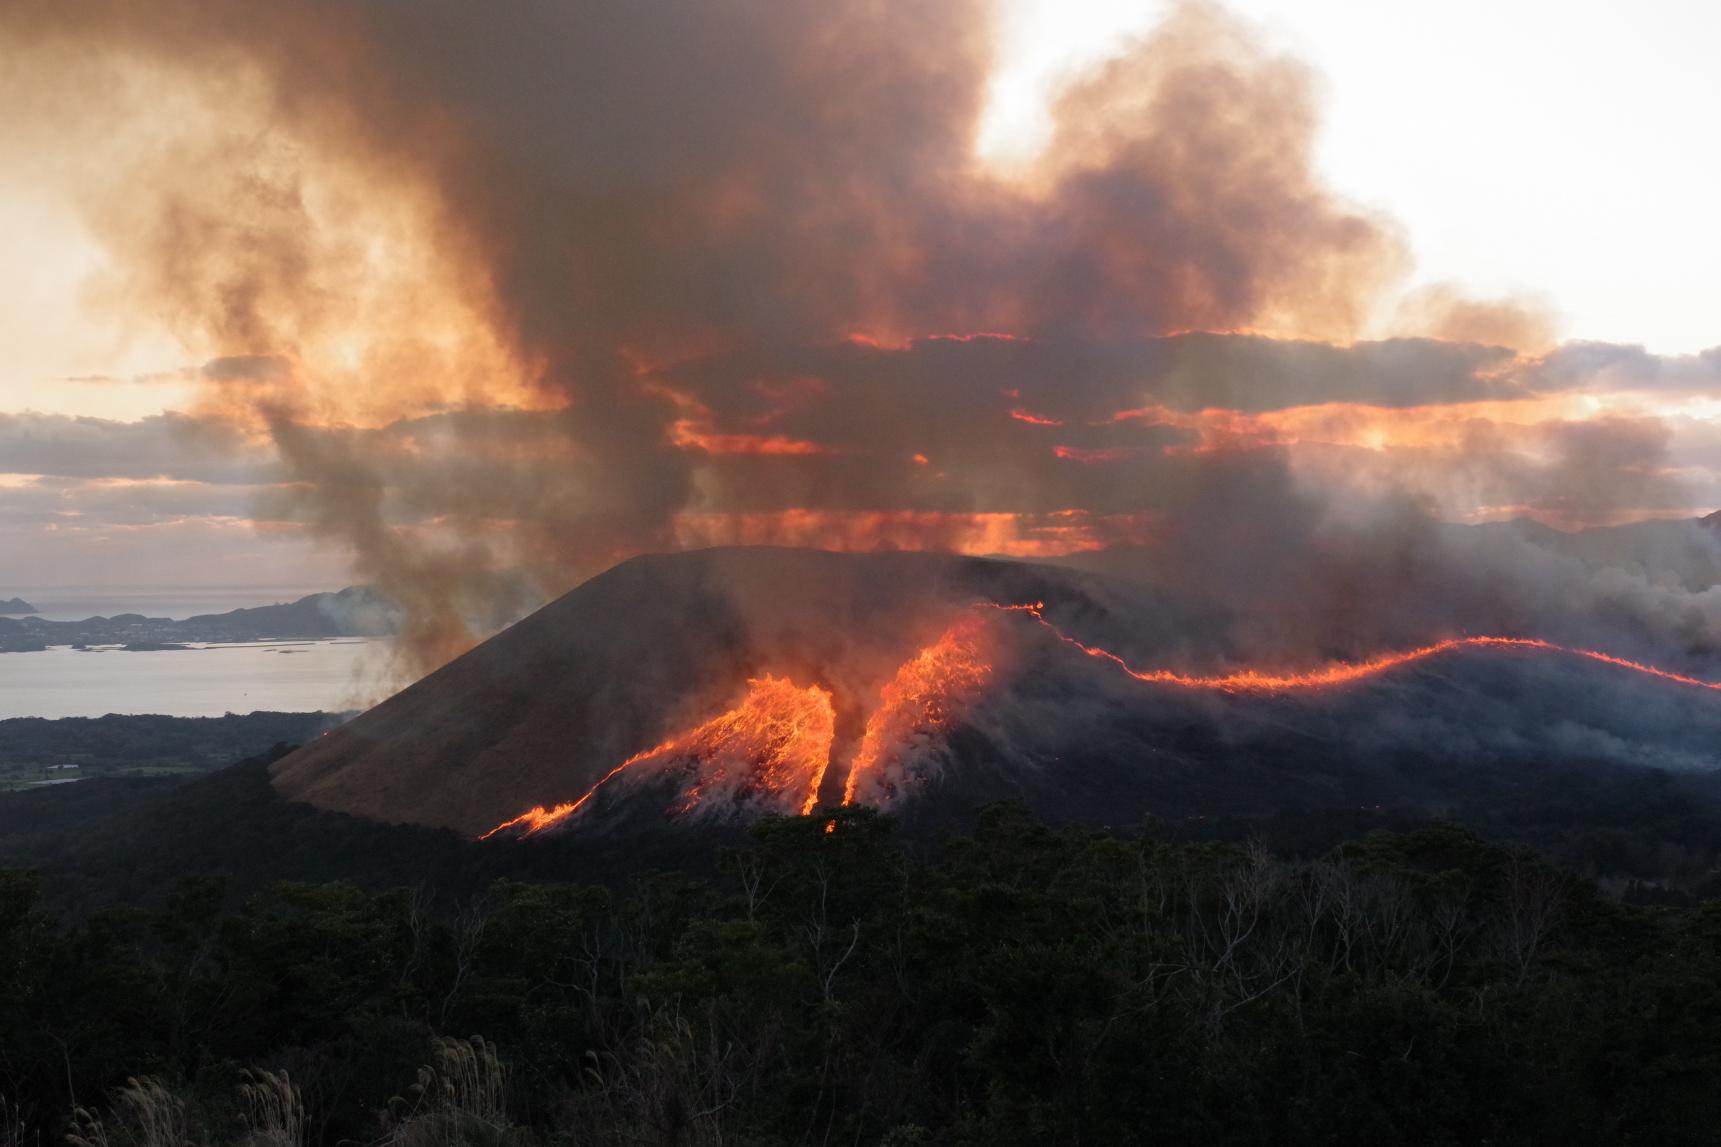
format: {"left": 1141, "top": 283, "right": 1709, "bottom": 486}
{"left": 2, "top": 0, "right": 1719, "bottom": 674}
{"left": 986, "top": 0, "right": 1721, "bottom": 357}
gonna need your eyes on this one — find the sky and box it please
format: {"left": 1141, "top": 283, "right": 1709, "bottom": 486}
{"left": 0, "top": 0, "right": 1718, "bottom": 637}
{"left": 6, "top": 0, "right": 1718, "bottom": 423}
{"left": 983, "top": 0, "right": 1720, "bottom": 355}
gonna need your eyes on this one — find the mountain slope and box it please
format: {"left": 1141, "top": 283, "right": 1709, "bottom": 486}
{"left": 273, "top": 546, "right": 1721, "bottom": 840}
{"left": 273, "top": 547, "right": 1159, "bottom": 835}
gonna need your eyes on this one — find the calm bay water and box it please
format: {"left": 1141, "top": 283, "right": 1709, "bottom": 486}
{"left": 0, "top": 640, "right": 396, "bottom": 719}
{"left": 0, "top": 585, "right": 399, "bottom": 718}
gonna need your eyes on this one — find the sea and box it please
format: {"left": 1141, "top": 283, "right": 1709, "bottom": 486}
{"left": 0, "top": 586, "right": 396, "bottom": 719}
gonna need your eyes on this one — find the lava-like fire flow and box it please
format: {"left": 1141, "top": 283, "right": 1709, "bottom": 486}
{"left": 482, "top": 674, "right": 834, "bottom": 839}
{"left": 486, "top": 599, "right": 1721, "bottom": 841}
{"left": 673, "top": 674, "right": 837, "bottom": 817}
{"left": 991, "top": 602, "right": 1721, "bottom": 694}
{"left": 842, "top": 613, "right": 996, "bottom": 807}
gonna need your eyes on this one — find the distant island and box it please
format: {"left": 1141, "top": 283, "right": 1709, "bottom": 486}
{"left": 0, "top": 596, "right": 37, "bottom": 615}
{"left": 0, "top": 586, "right": 399, "bottom": 653}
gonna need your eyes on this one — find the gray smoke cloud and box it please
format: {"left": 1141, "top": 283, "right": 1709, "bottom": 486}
{"left": 0, "top": 0, "right": 1415, "bottom": 669}
{"left": 3, "top": 0, "right": 1719, "bottom": 680}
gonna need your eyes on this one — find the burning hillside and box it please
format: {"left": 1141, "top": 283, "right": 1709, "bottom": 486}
{"left": 13, "top": 3, "right": 1721, "bottom": 833}
{"left": 272, "top": 547, "right": 1065, "bottom": 835}
{"left": 483, "top": 673, "right": 838, "bottom": 839}
{"left": 844, "top": 613, "right": 997, "bottom": 808}
{"left": 271, "top": 547, "right": 1721, "bottom": 841}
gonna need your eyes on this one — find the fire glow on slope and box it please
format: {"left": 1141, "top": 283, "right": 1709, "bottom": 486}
{"left": 842, "top": 613, "right": 996, "bottom": 807}
{"left": 485, "top": 602, "right": 1721, "bottom": 841}
{"left": 481, "top": 674, "right": 834, "bottom": 839}
{"left": 990, "top": 603, "right": 1721, "bottom": 694}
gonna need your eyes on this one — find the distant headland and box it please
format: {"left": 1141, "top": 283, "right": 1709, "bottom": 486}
{"left": 0, "top": 586, "right": 398, "bottom": 653}
{"left": 0, "top": 597, "right": 38, "bottom": 615}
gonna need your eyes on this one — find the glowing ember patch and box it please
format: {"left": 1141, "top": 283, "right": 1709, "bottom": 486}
{"left": 843, "top": 613, "right": 995, "bottom": 807}
{"left": 1160, "top": 326, "right": 1281, "bottom": 340}
{"left": 990, "top": 602, "right": 1721, "bottom": 695}
{"left": 842, "top": 333, "right": 907, "bottom": 350}
{"left": 483, "top": 674, "right": 834, "bottom": 839}
{"left": 669, "top": 420, "right": 835, "bottom": 456}
{"left": 924, "top": 331, "right": 1031, "bottom": 344}
{"left": 844, "top": 331, "right": 1030, "bottom": 348}
{"left": 671, "top": 508, "right": 1160, "bottom": 558}
{"left": 1053, "top": 445, "right": 1142, "bottom": 464}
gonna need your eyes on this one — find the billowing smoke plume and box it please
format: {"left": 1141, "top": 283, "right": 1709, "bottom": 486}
{"left": 3, "top": 0, "right": 1716, "bottom": 676}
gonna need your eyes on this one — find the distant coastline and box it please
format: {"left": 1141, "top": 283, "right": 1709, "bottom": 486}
{"left": 0, "top": 586, "right": 398, "bottom": 654}
{"left": 0, "top": 710, "right": 348, "bottom": 791}
{"left": 0, "top": 596, "right": 37, "bottom": 615}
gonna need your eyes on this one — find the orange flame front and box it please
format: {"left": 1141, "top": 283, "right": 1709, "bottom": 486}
{"left": 482, "top": 673, "right": 834, "bottom": 839}
{"left": 989, "top": 602, "right": 1721, "bottom": 695}
{"left": 842, "top": 613, "right": 995, "bottom": 807}
{"left": 487, "top": 600, "right": 1721, "bottom": 840}
{"left": 673, "top": 673, "right": 837, "bottom": 817}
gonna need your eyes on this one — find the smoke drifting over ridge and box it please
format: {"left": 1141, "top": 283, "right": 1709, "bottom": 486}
{"left": 3, "top": 1, "right": 1717, "bottom": 676}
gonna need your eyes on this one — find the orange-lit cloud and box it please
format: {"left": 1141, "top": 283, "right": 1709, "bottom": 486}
{"left": 5, "top": 1, "right": 1721, "bottom": 681}
{"left": 672, "top": 508, "right": 1163, "bottom": 558}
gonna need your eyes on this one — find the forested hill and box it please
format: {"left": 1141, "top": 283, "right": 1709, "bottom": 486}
{"left": 3, "top": 806, "right": 1720, "bottom": 1145}
{"left": 0, "top": 712, "right": 347, "bottom": 791}
{"left": 10, "top": 743, "right": 1721, "bottom": 915}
